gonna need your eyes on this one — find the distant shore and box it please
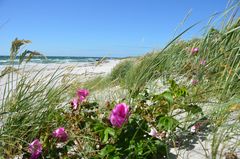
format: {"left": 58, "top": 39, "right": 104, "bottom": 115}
{"left": 0, "top": 59, "right": 121, "bottom": 101}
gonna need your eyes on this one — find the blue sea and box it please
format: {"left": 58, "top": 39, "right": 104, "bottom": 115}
{"left": 0, "top": 55, "right": 117, "bottom": 66}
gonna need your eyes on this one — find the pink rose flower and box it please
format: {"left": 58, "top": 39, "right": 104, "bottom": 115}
{"left": 28, "top": 139, "right": 42, "bottom": 159}
{"left": 191, "top": 47, "right": 199, "bottom": 55}
{"left": 110, "top": 103, "right": 129, "bottom": 128}
{"left": 70, "top": 97, "right": 79, "bottom": 110}
{"left": 52, "top": 127, "right": 68, "bottom": 142}
{"left": 76, "top": 89, "right": 89, "bottom": 102}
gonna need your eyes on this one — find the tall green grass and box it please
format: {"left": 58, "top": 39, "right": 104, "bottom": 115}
{"left": 0, "top": 39, "right": 73, "bottom": 158}
{"left": 87, "top": 2, "right": 240, "bottom": 102}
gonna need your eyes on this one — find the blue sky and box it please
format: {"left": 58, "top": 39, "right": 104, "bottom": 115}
{"left": 0, "top": 0, "right": 233, "bottom": 57}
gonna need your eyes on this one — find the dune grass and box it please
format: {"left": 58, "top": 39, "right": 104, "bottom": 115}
{"left": 92, "top": 13, "right": 240, "bottom": 102}
{"left": 84, "top": 15, "right": 239, "bottom": 100}
{"left": 79, "top": 2, "right": 240, "bottom": 158}
{"left": 0, "top": 40, "right": 74, "bottom": 158}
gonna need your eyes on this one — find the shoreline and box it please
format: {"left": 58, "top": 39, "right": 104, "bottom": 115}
{"left": 0, "top": 59, "right": 121, "bottom": 101}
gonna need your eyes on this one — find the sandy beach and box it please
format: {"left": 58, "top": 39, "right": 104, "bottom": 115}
{"left": 0, "top": 59, "right": 121, "bottom": 101}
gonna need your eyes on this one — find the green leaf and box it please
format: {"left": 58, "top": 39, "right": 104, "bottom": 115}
{"left": 103, "top": 127, "right": 115, "bottom": 143}
{"left": 176, "top": 86, "right": 188, "bottom": 97}
{"left": 162, "top": 91, "right": 174, "bottom": 105}
{"left": 169, "top": 79, "right": 188, "bottom": 97}
{"left": 152, "top": 91, "right": 173, "bottom": 105}
{"left": 157, "top": 116, "right": 179, "bottom": 131}
{"left": 93, "top": 122, "right": 106, "bottom": 140}
{"left": 99, "top": 145, "right": 116, "bottom": 158}
{"left": 169, "top": 79, "right": 178, "bottom": 91}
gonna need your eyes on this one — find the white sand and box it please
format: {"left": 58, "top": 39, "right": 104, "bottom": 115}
{"left": 0, "top": 59, "right": 121, "bottom": 101}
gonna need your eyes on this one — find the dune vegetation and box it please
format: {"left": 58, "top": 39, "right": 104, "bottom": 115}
{"left": 0, "top": 1, "right": 240, "bottom": 159}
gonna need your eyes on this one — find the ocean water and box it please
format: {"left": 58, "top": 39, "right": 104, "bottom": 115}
{"left": 0, "top": 55, "right": 115, "bottom": 66}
